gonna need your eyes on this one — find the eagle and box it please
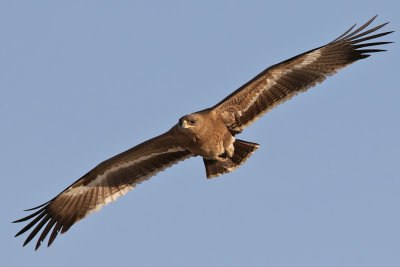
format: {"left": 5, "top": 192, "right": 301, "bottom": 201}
{"left": 14, "top": 16, "right": 393, "bottom": 250}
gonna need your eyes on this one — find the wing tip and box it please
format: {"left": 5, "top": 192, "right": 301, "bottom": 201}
{"left": 333, "top": 16, "right": 393, "bottom": 45}
{"left": 13, "top": 202, "right": 54, "bottom": 249}
{"left": 332, "top": 16, "right": 394, "bottom": 60}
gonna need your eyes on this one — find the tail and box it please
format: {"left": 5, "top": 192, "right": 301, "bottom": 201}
{"left": 203, "top": 139, "right": 260, "bottom": 178}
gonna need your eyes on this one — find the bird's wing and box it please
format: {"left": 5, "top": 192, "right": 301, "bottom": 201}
{"left": 14, "top": 129, "right": 193, "bottom": 250}
{"left": 213, "top": 16, "right": 393, "bottom": 134}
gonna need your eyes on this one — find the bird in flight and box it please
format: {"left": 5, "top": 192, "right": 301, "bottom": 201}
{"left": 14, "top": 16, "right": 392, "bottom": 250}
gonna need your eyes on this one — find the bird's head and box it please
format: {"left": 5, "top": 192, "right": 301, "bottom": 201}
{"left": 178, "top": 113, "right": 202, "bottom": 131}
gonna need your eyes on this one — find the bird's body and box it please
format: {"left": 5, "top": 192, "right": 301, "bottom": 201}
{"left": 177, "top": 110, "right": 236, "bottom": 160}
{"left": 14, "top": 16, "right": 393, "bottom": 250}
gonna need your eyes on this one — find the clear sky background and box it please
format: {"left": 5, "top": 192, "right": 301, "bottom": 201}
{"left": 1, "top": 1, "right": 399, "bottom": 266}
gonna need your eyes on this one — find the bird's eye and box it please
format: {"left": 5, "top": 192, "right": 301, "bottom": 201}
{"left": 190, "top": 120, "right": 196, "bottom": 124}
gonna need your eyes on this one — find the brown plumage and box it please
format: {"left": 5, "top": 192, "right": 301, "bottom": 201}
{"left": 14, "top": 16, "right": 393, "bottom": 250}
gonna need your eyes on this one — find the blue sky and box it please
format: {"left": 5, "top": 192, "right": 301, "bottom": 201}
{"left": 2, "top": 1, "right": 399, "bottom": 266}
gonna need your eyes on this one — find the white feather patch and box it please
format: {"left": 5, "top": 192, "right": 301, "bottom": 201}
{"left": 65, "top": 147, "right": 186, "bottom": 197}
{"left": 232, "top": 49, "right": 322, "bottom": 132}
{"left": 295, "top": 50, "right": 321, "bottom": 68}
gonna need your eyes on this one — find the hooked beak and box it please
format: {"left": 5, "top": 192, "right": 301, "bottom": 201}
{"left": 180, "top": 119, "right": 194, "bottom": 128}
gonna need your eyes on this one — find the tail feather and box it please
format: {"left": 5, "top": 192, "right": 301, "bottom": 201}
{"left": 204, "top": 139, "right": 259, "bottom": 178}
